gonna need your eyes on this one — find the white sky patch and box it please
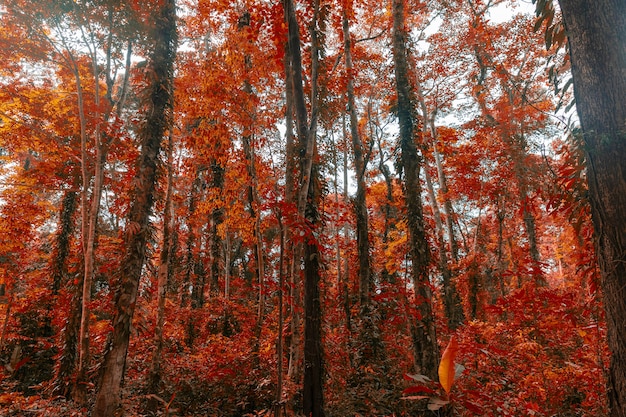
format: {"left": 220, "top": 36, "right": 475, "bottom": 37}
{"left": 488, "top": 0, "right": 536, "bottom": 23}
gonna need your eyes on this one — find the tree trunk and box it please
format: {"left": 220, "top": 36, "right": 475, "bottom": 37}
{"left": 555, "top": 0, "right": 626, "bottom": 414}
{"left": 210, "top": 161, "right": 225, "bottom": 298}
{"left": 239, "top": 11, "right": 266, "bottom": 365}
{"left": 275, "top": 212, "right": 286, "bottom": 417}
{"left": 50, "top": 188, "right": 79, "bottom": 399}
{"left": 283, "top": 43, "right": 302, "bottom": 385}
{"left": 66, "top": 48, "right": 93, "bottom": 404}
{"left": 418, "top": 93, "right": 464, "bottom": 329}
{"left": 342, "top": 6, "right": 372, "bottom": 308}
{"left": 342, "top": 125, "right": 353, "bottom": 335}
{"left": 181, "top": 169, "right": 201, "bottom": 310}
{"left": 391, "top": 0, "right": 439, "bottom": 379}
{"left": 147, "top": 133, "right": 175, "bottom": 412}
{"left": 93, "top": 0, "right": 176, "bottom": 414}
{"left": 50, "top": 189, "right": 78, "bottom": 296}
{"left": 433, "top": 142, "right": 459, "bottom": 263}
{"left": 375, "top": 125, "right": 398, "bottom": 285}
{"left": 182, "top": 169, "right": 203, "bottom": 346}
{"left": 75, "top": 127, "right": 105, "bottom": 404}
{"left": 283, "top": 0, "right": 325, "bottom": 414}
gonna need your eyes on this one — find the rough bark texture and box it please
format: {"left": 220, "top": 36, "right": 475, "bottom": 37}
{"left": 50, "top": 189, "right": 78, "bottom": 398}
{"left": 342, "top": 7, "right": 372, "bottom": 308}
{"left": 419, "top": 94, "right": 464, "bottom": 329}
{"left": 50, "top": 190, "right": 77, "bottom": 295}
{"left": 283, "top": 0, "right": 324, "bottom": 414}
{"left": 54, "top": 289, "right": 80, "bottom": 398}
{"left": 555, "top": 0, "right": 626, "bottom": 415}
{"left": 92, "top": 1, "right": 176, "bottom": 414}
{"left": 391, "top": 0, "right": 439, "bottom": 379}
{"left": 147, "top": 134, "right": 174, "bottom": 412}
{"left": 283, "top": 47, "right": 302, "bottom": 384}
{"left": 181, "top": 170, "right": 201, "bottom": 310}
{"left": 209, "top": 160, "right": 225, "bottom": 298}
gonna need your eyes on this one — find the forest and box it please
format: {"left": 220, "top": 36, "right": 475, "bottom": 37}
{"left": 0, "top": 0, "right": 625, "bottom": 416}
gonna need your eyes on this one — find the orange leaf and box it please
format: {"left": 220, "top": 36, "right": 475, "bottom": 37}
{"left": 438, "top": 335, "right": 459, "bottom": 395}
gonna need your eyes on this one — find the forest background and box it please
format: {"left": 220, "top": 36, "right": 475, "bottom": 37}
{"left": 0, "top": 0, "right": 623, "bottom": 415}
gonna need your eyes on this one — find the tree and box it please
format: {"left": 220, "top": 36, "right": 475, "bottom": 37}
{"left": 0, "top": 0, "right": 617, "bottom": 415}
{"left": 550, "top": 0, "right": 626, "bottom": 414}
{"left": 283, "top": 0, "right": 325, "bottom": 414}
{"left": 93, "top": 0, "right": 177, "bottom": 414}
{"left": 391, "top": 0, "right": 439, "bottom": 380}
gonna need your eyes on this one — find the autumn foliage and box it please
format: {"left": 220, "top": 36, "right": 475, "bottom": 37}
{"left": 0, "top": 0, "right": 611, "bottom": 416}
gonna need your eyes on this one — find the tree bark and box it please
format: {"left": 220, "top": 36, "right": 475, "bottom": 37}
{"left": 555, "top": 0, "right": 626, "bottom": 414}
{"left": 342, "top": 6, "right": 372, "bottom": 308}
{"left": 51, "top": 188, "right": 79, "bottom": 399}
{"left": 283, "top": 0, "right": 325, "bottom": 414}
{"left": 50, "top": 189, "right": 78, "bottom": 295}
{"left": 418, "top": 93, "right": 464, "bottom": 329}
{"left": 147, "top": 133, "right": 175, "bottom": 412}
{"left": 93, "top": 0, "right": 176, "bottom": 414}
{"left": 238, "top": 11, "right": 266, "bottom": 365}
{"left": 181, "top": 171, "right": 197, "bottom": 308}
{"left": 391, "top": 0, "right": 439, "bottom": 379}
{"left": 283, "top": 42, "right": 302, "bottom": 385}
{"left": 209, "top": 160, "right": 225, "bottom": 299}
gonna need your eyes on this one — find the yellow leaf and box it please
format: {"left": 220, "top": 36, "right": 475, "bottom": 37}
{"left": 438, "top": 335, "right": 459, "bottom": 395}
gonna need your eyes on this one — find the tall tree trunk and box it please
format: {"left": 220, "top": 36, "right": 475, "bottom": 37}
{"left": 60, "top": 43, "right": 104, "bottom": 402}
{"left": 510, "top": 134, "right": 544, "bottom": 285}
{"left": 341, "top": 125, "right": 353, "bottom": 335}
{"left": 181, "top": 169, "right": 202, "bottom": 309}
{"left": 50, "top": 188, "right": 78, "bottom": 398}
{"left": 239, "top": 10, "right": 266, "bottom": 365}
{"left": 210, "top": 160, "right": 225, "bottom": 298}
{"left": 423, "top": 159, "right": 459, "bottom": 327}
{"left": 275, "top": 212, "right": 286, "bottom": 417}
{"left": 75, "top": 129, "right": 105, "bottom": 404}
{"left": 284, "top": 0, "right": 325, "bottom": 414}
{"left": 342, "top": 6, "right": 372, "bottom": 308}
{"left": 93, "top": 1, "right": 176, "bottom": 414}
{"left": 391, "top": 0, "right": 439, "bottom": 379}
{"left": 147, "top": 133, "right": 175, "bottom": 412}
{"left": 283, "top": 45, "right": 302, "bottom": 384}
{"left": 554, "top": 0, "right": 626, "bottom": 414}
{"left": 418, "top": 94, "right": 464, "bottom": 329}
{"left": 182, "top": 169, "right": 203, "bottom": 346}
{"left": 375, "top": 124, "right": 398, "bottom": 285}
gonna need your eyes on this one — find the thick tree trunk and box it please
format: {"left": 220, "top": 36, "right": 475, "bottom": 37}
{"left": 391, "top": 0, "right": 439, "bottom": 379}
{"left": 147, "top": 134, "right": 175, "bottom": 413}
{"left": 283, "top": 0, "right": 325, "bottom": 414}
{"left": 93, "top": 1, "right": 176, "bottom": 414}
{"left": 284, "top": 48, "right": 303, "bottom": 385}
{"left": 555, "top": 0, "right": 626, "bottom": 414}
